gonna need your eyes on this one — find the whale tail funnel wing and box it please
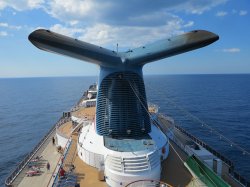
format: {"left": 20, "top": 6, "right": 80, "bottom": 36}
{"left": 122, "top": 30, "right": 219, "bottom": 66}
{"left": 28, "top": 29, "right": 121, "bottom": 66}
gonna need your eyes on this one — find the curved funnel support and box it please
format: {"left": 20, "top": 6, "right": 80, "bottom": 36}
{"left": 29, "top": 29, "right": 219, "bottom": 137}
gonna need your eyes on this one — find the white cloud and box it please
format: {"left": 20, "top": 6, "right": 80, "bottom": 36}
{"left": 0, "top": 0, "right": 229, "bottom": 17}
{"left": 0, "top": 22, "right": 8, "bottom": 27}
{"left": 0, "top": 0, "right": 227, "bottom": 47}
{"left": 231, "top": 9, "right": 247, "bottom": 16}
{"left": 223, "top": 48, "right": 240, "bottom": 53}
{"left": 216, "top": 11, "right": 228, "bottom": 17}
{"left": 44, "top": 1, "right": 204, "bottom": 48}
{"left": 50, "top": 24, "right": 85, "bottom": 37}
{"left": 45, "top": 0, "right": 228, "bottom": 24}
{"left": 173, "top": 0, "right": 228, "bottom": 14}
{"left": 0, "top": 31, "right": 8, "bottom": 36}
{"left": 47, "top": 0, "right": 96, "bottom": 23}
{"left": 0, "top": 1, "right": 6, "bottom": 9}
{"left": 183, "top": 21, "right": 194, "bottom": 27}
{"left": 49, "top": 18, "right": 188, "bottom": 48}
{"left": 0, "top": 0, "right": 44, "bottom": 11}
{"left": 80, "top": 22, "right": 183, "bottom": 47}
{"left": 0, "top": 22, "right": 21, "bottom": 30}
{"left": 239, "top": 10, "right": 247, "bottom": 16}
{"left": 0, "top": 0, "right": 228, "bottom": 25}
{"left": 69, "top": 20, "right": 79, "bottom": 26}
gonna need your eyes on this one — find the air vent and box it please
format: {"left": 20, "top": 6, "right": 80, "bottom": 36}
{"left": 96, "top": 71, "right": 151, "bottom": 137}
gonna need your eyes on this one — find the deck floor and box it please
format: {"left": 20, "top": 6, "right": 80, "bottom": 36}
{"left": 161, "top": 140, "right": 193, "bottom": 186}
{"left": 71, "top": 107, "right": 95, "bottom": 120}
{"left": 61, "top": 135, "right": 193, "bottom": 187}
{"left": 10, "top": 106, "right": 194, "bottom": 187}
{"left": 61, "top": 134, "right": 107, "bottom": 187}
{"left": 59, "top": 106, "right": 194, "bottom": 187}
{"left": 61, "top": 130, "right": 193, "bottom": 187}
{"left": 14, "top": 132, "right": 61, "bottom": 187}
{"left": 58, "top": 121, "right": 72, "bottom": 138}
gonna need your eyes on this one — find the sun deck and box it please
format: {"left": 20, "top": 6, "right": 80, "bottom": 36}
{"left": 55, "top": 106, "right": 107, "bottom": 186}
{"left": 58, "top": 126, "right": 193, "bottom": 187}
{"left": 57, "top": 121, "right": 72, "bottom": 138}
{"left": 56, "top": 106, "right": 95, "bottom": 137}
{"left": 56, "top": 106, "right": 194, "bottom": 187}
{"left": 62, "top": 134, "right": 107, "bottom": 187}
{"left": 71, "top": 107, "right": 95, "bottom": 120}
{"left": 8, "top": 105, "right": 194, "bottom": 187}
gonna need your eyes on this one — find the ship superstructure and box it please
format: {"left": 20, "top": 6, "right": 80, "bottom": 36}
{"left": 27, "top": 29, "right": 219, "bottom": 186}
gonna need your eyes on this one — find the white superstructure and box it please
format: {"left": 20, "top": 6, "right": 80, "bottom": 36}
{"left": 57, "top": 85, "right": 170, "bottom": 187}
{"left": 76, "top": 114, "right": 169, "bottom": 187}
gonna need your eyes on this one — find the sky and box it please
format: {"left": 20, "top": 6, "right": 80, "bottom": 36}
{"left": 0, "top": 0, "right": 249, "bottom": 78}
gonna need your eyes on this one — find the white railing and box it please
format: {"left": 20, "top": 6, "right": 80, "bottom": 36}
{"left": 125, "top": 180, "right": 171, "bottom": 187}
{"left": 51, "top": 138, "right": 72, "bottom": 187}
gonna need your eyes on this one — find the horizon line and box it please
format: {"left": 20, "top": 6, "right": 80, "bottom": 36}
{"left": 0, "top": 72, "right": 250, "bottom": 79}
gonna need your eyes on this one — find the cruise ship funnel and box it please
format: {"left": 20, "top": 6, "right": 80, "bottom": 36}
{"left": 29, "top": 29, "right": 219, "bottom": 137}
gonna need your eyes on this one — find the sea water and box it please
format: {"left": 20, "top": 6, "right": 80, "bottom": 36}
{"left": 0, "top": 74, "right": 249, "bottom": 186}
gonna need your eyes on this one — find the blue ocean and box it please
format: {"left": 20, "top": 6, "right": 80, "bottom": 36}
{"left": 0, "top": 75, "right": 250, "bottom": 186}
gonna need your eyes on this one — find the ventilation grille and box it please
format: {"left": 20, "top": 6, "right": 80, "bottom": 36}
{"left": 148, "top": 151, "right": 160, "bottom": 169}
{"left": 123, "top": 156, "right": 149, "bottom": 172}
{"left": 105, "top": 152, "right": 160, "bottom": 173}
{"left": 106, "top": 155, "right": 123, "bottom": 172}
{"left": 96, "top": 71, "right": 150, "bottom": 137}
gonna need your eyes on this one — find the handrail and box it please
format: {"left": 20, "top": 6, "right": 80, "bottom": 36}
{"left": 50, "top": 138, "right": 72, "bottom": 187}
{"left": 229, "top": 170, "right": 250, "bottom": 187}
{"left": 174, "top": 125, "right": 234, "bottom": 167}
{"left": 125, "top": 179, "right": 173, "bottom": 187}
{"left": 157, "top": 113, "right": 234, "bottom": 166}
{"left": 4, "top": 116, "right": 68, "bottom": 186}
{"left": 5, "top": 89, "right": 95, "bottom": 186}
{"left": 56, "top": 117, "right": 71, "bottom": 128}
{"left": 157, "top": 113, "right": 250, "bottom": 187}
{"left": 55, "top": 117, "right": 72, "bottom": 139}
